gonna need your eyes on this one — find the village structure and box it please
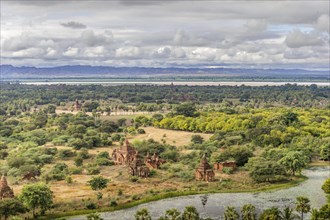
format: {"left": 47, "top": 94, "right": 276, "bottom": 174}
{"left": 213, "top": 161, "right": 237, "bottom": 172}
{"left": 195, "top": 154, "right": 215, "bottom": 182}
{"left": 0, "top": 175, "right": 14, "bottom": 200}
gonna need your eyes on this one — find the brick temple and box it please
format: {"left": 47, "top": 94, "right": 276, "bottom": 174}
{"left": 128, "top": 152, "right": 150, "bottom": 178}
{"left": 195, "top": 154, "right": 215, "bottom": 182}
{"left": 144, "top": 152, "right": 166, "bottom": 169}
{"left": 112, "top": 139, "right": 137, "bottom": 165}
{"left": 0, "top": 175, "right": 14, "bottom": 200}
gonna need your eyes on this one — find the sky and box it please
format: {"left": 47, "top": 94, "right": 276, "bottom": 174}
{"left": 0, "top": 0, "right": 329, "bottom": 69}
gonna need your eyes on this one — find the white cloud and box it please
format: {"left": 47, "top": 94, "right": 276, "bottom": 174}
{"left": 0, "top": 0, "right": 329, "bottom": 68}
{"left": 115, "top": 47, "right": 141, "bottom": 58}
{"left": 63, "top": 47, "right": 79, "bottom": 57}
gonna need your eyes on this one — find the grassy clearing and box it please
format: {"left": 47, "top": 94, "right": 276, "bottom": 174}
{"left": 132, "top": 127, "right": 212, "bottom": 147}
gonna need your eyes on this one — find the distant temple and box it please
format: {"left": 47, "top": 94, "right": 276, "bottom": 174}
{"left": 213, "top": 161, "right": 237, "bottom": 172}
{"left": 74, "top": 99, "right": 82, "bottom": 111}
{"left": 112, "top": 139, "right": 137, "bottom": 165}
{"left": 0, "top": 175, "right": 14, "bottom": 200}
{"left": 128, "top": 152, "right": 150, "bottom": 178}
{"left": 195, "top": 154, "right": 215, "bottom": 182}
{"left": 144, "top": 152, "right": 166, "bottom": 169}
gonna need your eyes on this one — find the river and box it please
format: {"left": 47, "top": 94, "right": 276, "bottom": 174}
{"left": 68, "top": 166, "right": 329, "bottom": 220}
{"left": 13, "top": 81, "right": 330, "bottom": 86}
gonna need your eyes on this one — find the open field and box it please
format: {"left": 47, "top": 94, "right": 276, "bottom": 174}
{"left": 132, "top": 127, "right": 212, "bottom": 147}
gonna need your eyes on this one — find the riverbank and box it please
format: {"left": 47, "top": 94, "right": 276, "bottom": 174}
{"left": 42, "top": 175, "right": 308, "bottom": 219}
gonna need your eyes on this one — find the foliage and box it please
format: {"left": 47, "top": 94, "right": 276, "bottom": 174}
{"left": 295, "top": 196, "right": 311, "bottom": 220}
{"left": 259, "top": 207, "right": 281, "bottom": 220}
{"left": 321, "top": 178, "right": 330, "bottom": 194}
{"left": 224, "top": 206, "right": 239, "bottom": 220}
{"left": 278, "top": 151, "right": 308, "bottom": 175}
{"left": 0, "top": 198, "right": 27, "bottom": 220}
{"left": 241, "top": 204, "right": 256, "bottom": 220}
{"left": 182, "top": 206, "right": 200, "bottom": 220}
{"left": 88, "top": 176, "right": 109, "bottom": 191}
{"left": 20, "top": 182, "right": 53, "bottom": 218}
{"left": 135, "top": 208, "right": 152, "bottom": 220}
{"left": 86, "top": 212, "right": 103, "bottom": 220}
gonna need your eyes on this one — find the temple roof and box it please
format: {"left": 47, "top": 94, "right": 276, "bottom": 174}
{"left": 196, "top": 154, "right": 212, "bottom": 171}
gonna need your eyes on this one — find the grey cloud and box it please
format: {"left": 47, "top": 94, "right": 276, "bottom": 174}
{"left": 315, "top": 14, "right": 330, "bottom": 33}
{"left": 285, "top": 30, "right": 325, "bottom": 48}
{"left": 61, "top": 21, "right": 87, "bottom": 29}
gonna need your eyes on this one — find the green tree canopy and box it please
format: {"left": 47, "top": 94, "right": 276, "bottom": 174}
{"left": 20, "top": 182, "right": 53, "bottom": 218}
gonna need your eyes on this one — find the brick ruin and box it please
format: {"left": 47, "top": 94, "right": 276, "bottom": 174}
{"left": 0, "top": 175, "right": 14, "bottom": 200}
{"left": 144, "top": 152, "right": 166, "bottom": 169}
{"left": 112, "top": 139, "right": 150, "bottom": 177}
{"left": 213, "top": 161, "right": 237, "bottom": 172}
{"left": 195, "top": 154, "right": 215, "bottom": 182}
{"left": 128, "top": 152, "right": 150, "bottom": 178}
{"left": 112, "top": 139, "right": 137, "bottom": 165}
{"left": 74, "top": 99, "right": 82, "bottom": 111}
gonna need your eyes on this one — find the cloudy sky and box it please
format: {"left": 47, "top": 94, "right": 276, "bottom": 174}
{"left": 1, "top": 0, "right": 329, "bottom": 69}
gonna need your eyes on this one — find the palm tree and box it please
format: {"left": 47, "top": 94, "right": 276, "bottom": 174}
{"left": 135, "top": 208, "right": 152, "bottom": 220}
{"left": 295, "top": 196, "right": 311, "bottom": 220}
{"left": 164, "top": 208, "right": 181, "bottom": 220}
{"left": 224, "top": 206, "right": 239, "bottom": 220}
{"left": 241, "top": 204, "right": 256, "bottom": 220}
{"left": 259, "top": 207, "right": 281, "bottom": 220}
{"left": 182, "top": 206, "right": 199, "bottom": 220}
{"left": 310, "top": 208, "right": 320, "bottom": 220}
{"left": 280, "top": 206, "right": 298, "bottom": 220}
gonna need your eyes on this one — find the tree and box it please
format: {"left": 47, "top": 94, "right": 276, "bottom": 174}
{"left": 241, "top": 204, "right": 256, "bottom": 220}
{"left": 182, "top": 206, "right": 200, "bottom": 220}
{"left": 88, "top": 176, "right": 109, "bottom": 191}
{"left": 88, "top": 176, "right": 109, "bottom": 204}
{"left": 87, "top": 212, "right": 103, "bottom": 220}
{"left": 295, "top": 196, "right": 310, "bottom": 220}
{"left": 280, "top": 206, "right": 298, "bottom": 220}
{"left": 162, "top": 208, "right": 181, "bottom": 220}
{"left": 322, "top": 178, "right": 330, "bottom": 194}
{"left": 320, "top": 143, "right": 330, "bottom": 161}
{"left": 224, "top": 206, "right": 239, "bottom": 220}
{"left": 175, "top": 103, "right": 197, "bottom": 117}
{"left": 279, "top": 151, "right": 308, "bottom": 175}
{"left": 259, "top": 207, "right": 281, "bottom": 220}
{"left": 310, "top": 208, "right": 320, "bottom": 220}
{"left": 135, "top": 208, "right": 152, "bottom": 220}
{"left": 0, "top": 198, "right": 27, "bottom": 220}
{"left": 20, "top": 183, "right": 53, "bottom": 218}
{"left": 191, "top": 135, "right": 204, "bottom": 144}
{"left": 318, "top": 203, "right": 330, "bottom": 219}
{"left": 248, "top": 160, "right": 286, "bottom": 183}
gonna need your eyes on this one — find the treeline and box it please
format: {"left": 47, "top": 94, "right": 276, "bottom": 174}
{"left": 1, "top": 84, "right": 329, "bottom": 111}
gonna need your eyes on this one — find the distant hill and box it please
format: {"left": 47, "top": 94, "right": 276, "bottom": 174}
{"left": 0, "top": 64, "right": 328, "bottom": 79}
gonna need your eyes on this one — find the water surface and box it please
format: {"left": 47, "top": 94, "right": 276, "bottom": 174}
{"left": 69, "top": 167, "right": 329, "bottom": 220}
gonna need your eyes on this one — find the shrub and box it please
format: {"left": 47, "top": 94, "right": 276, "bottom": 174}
{"left": 70, "top": 167, "right": 83, "bottom": 175}
{"left": 110, "top": 200, "right": 118, "bottom": 207}
{"left": 130, "top": 176, "right": 139, "bottom": 182}
{"left": 86, "top": 202, "right": 97, "bottom": 210}
{"left": 87, "top": 166, "right": 100, "bottom": 175}
{"left": 94, "top": 157, "right": 114, "bottom": 166}
{"left": 222, "top": 167, "right": 234, "bottom": 174}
